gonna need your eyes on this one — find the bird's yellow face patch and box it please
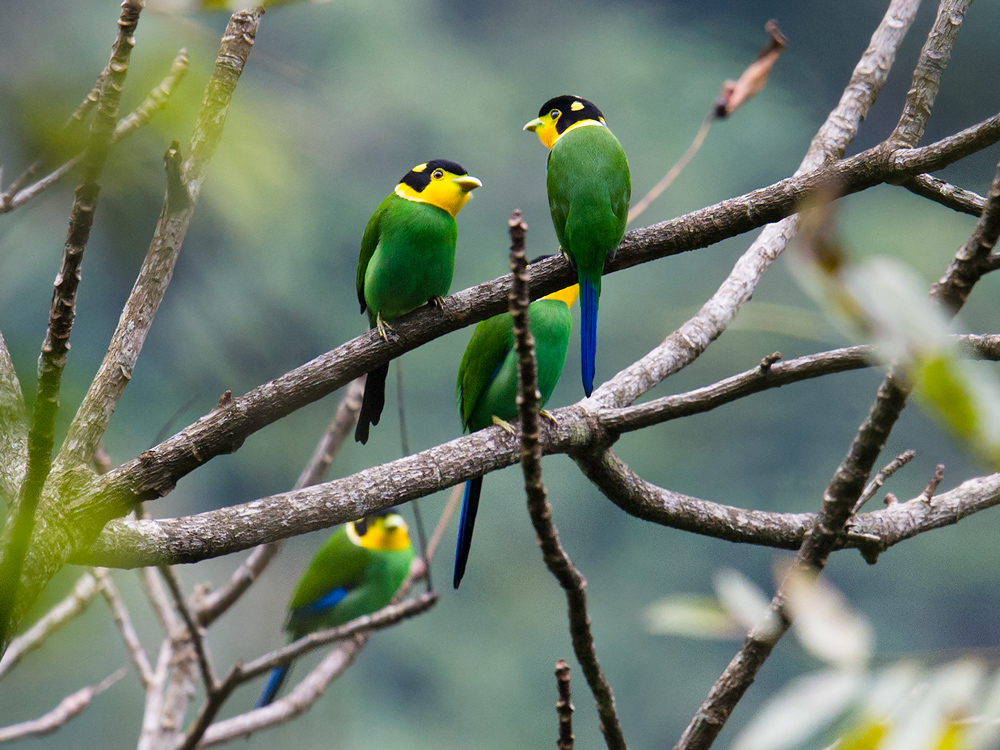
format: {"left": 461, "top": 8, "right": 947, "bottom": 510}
{"left": 395, "top": 162, "right": 482, "bottom": 217}
{"left": 524, "top": 97, "right": 608, "bottom": 150}
{"left": 523, "top": 108, "right": 562, "bottom": 150}
{"left": 542, "top": 284, "right": 580, "bottom": 308}
{"left": 347, "top": 513, "right": 412, "bottom": 552}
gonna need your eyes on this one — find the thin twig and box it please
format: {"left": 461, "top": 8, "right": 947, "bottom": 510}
{"left": 628, "top": 117, "right": 712, "bottom": 225}
{"left": 902, "top": 174, "right": 985, "bottom": 216}
{"left": 853, "top": 450, "right": 916, "bottom": 513}
{"left": 556, "top": 659, "right": 575, "bottom": 750}
{"left": 507, "top": 210, "right": 625, "bottom": 749}
{"left": 0, "top": 49, "right": 189, "bottom": 215}
{"left": 0, "top": 0, "right": 144, "bottom": 649}
{"left": 93, "top": 567, "right": 154, "bottom": 687}
{"left": 918, "top": 464, "right": 946, "bottom": 502}
{"left": 158, "top": 565, "right": 216, "bottom": 691}
{"left": 0, "top": 572, "right": 99, "bottom": 681}
{"left": 0, "top": 668, "right": 126, "bottom": 743}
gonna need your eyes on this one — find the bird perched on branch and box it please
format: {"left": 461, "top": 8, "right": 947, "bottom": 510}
{"left": 355, "top": 160, "right": 482, "bottom": 443}
{"left": 453, "top": 281, "right": 577, "bottom": 588}
{"left": 255, "top": 512, "right": 415, "bottom": 708}
{"left": 524, "top": 96, "right": 630, "bottom": 396}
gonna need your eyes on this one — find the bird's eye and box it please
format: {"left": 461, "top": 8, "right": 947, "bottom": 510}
{"left": 432, "top": 169, "right": 444, "bottom": 180}
{"left": 550, "top": 109, "right": 560, "bottom": 120}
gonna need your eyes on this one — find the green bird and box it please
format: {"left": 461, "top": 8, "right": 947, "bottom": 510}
{"left": 453, "top": 280, "right": 578, "bottom": 588}
{"left": 255, "top": 512, "right": 415, "bottom": 707}
{"left": 356, "top": 160, "right": 482, "bottom": 444}
{"left": 524, "top": 96, "right": 630, "bottom": 396}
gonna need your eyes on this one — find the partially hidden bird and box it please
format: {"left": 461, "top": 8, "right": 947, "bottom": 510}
{"left": 255, "top": 512, "right": 416, "bottom": 708}
{"left": 524, "top": 96, "right": 630, "bottom": 397}
{"left": 355, "top": 160, "right": 482, "bottom": 443}
{"left": 453, "top": 280, "right": 578, "bottom": 588}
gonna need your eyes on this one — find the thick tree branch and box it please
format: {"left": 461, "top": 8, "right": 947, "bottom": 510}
{"left": 0, "top": 330, "right": 27, "bottom": 503}
{"left": 77, "top": 333, "right": 1000, "bottom": 568}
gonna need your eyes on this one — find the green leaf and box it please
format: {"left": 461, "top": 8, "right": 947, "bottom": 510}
{"left": 643, "top": 594, "right": 744, "bottom": 639}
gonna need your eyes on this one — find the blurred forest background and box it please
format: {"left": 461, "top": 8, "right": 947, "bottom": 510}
{"left": 2, "top": 0, "right": 1000, "bottom": 747}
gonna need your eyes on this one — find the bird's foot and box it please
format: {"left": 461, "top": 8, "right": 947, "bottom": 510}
{"left": 492, "top": 416, "right": 516, "bottom": 435}
{"left": 375, "top": 313, "right": 392, "bottom": 341}
{"left": 429, "top": 295, "right": 446, "bottom": 310}
{"left": 559, "top": 248, "right": 576, "bottom": 269}
{"left": 540, "top": 409, "right": 558, "bottom": 424}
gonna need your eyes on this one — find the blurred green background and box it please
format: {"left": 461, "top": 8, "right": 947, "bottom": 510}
{"left": 2, "top": 0, "right": 1000, "bottom": 747}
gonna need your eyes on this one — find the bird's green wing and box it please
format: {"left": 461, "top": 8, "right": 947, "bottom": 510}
{"left": 457, "top": 313, "right": 516, "bottom": 429}
{"left": 357, "top": 193, "right": 394, "bottom": 314}
{"left": 287, "top": 529, "right": 368, "bottom": 613}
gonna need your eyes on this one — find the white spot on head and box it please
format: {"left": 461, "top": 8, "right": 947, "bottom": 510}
{"left": 570, "top": 101, "right": 585, "bottom": 111}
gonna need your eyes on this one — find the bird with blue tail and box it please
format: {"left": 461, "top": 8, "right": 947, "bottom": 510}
{"left": 255, "top": 512, "right": 416, "bottom": 707}
{"left": 453, "top": 279, "right": 578, "bottom": 588}
{"left": 524, "top": 96, "right": 630, "bottom": 397}
{"left": 355, "top": 160, "right": 482, "bottom": 444}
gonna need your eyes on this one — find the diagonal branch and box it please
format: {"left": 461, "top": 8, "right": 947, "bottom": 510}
{"left": 902, "top": 173, "right": 985, "bottom": 216}
{"left": 0, "top": 0, "right": 144, "bottom": 650}
{"left": 0, "top": 329, "right": 27, "bottom": 503}
{"left": 56, "top": 10, "right": 263, "bottom": 472}
{"left": 0, "top": 49, "right": 189, "bottom": 215}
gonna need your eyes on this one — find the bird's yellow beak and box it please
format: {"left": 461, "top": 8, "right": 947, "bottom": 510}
{"left": 523, "top": 117, "right": 544, "bottom": 132}
{"left": 452, "top": 175, "right": 482, "bottom": 192}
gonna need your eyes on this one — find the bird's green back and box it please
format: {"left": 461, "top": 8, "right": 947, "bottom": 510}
{"left": 287, "top": 529, "right": 368, "bottom": 613}
{"left": 457, "top": 298, "right": 573, "bottom": 432}
{"left": 547, "top": 125, "right": 631, "bottom": 289}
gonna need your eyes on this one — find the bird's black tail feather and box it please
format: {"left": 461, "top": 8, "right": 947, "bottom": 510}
{"left": 255, "top": 663, "right": 292, "bottom": 708}
{"left": 453, "top": 477, "right": 483, "bottom": 589}
{"left": 355, "top": 362, "right": 389, "bottom": 444}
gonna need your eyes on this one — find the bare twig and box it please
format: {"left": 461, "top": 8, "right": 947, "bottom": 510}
{"left": 0, "top": 571, "right": 99, "bottom": 681}
{"left": 919, "top": 464, "right": 946, "bottom": 502}
{"left": 93, "top": 567, "right": 154, "bottom": 687}
{"left": 556, "top": 659, "right": 575, "bottom": 750}
{"left": 176, "top": 591, "right": 436, "bottom": 750}
{"left": 0, "top": 0, "right": 144, "bottom": 650}
{"left": 57, "top": 8, "right": 263, "bottom": 471}
{"left": 158, "top": 565, "right": 216, "bottom": 691}
{"left": 194, "top": 375, "right": 366, "bottom": 627}
{"left": 902, "top": 174, "right": 985, "bottom": 216}
{"left": 628, "top": 117, "right": 712, "bottom": 225}
{"left": 138, "top": 564, "right": 181, "bottom": 635}
{"left": 507, "top": 211, "right": 625, "bottom": 749}
{"left": 853, "top": 449, "right": 916, "bottom": 512}
{"left": 0, "top": 49, "right": 189, "bottom": 215}
{"left": 0, "top": 668, "right": 126, "bottom": 743}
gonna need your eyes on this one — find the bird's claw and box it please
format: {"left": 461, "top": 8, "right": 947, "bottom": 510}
{"left": 376, "top": 313, "right": 392, "bottom": 341}
{"left": 492, "top": 416, "right": 516, "bottom": 435}
{"left": 429, "top": 296, "right": 446, "bottom": 310}
{"left": 540, "top": 409, "right": 558, "bottom": 424}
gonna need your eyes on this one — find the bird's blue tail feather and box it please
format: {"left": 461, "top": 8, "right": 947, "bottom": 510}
{"left": 453, "top": 477, "right": 483, "bottom": 589}
{"left": 580, "top": 277, "right": 598, "bottom": 397}
{"left": 256, "top": 663, "right": 290, "bottom": 708}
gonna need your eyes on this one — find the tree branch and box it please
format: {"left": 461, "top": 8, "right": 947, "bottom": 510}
{"left": 94, "top": 567, "right": 154, "bottom": 687}
{"left": 56, "top": 9, "right": 263, "bottom": 471}
{"left": 556, "top": 659, "right": 575, "bottom": 750}
{"left": 508, "top": 211, "right": 625, "bottom": 749}
{"left": 0, "top": 49, "right": 189, "bottom": 215}
{"left": 0, "top": 0, "right": 144, "bottom": 650}
{"left": 902, "top": 174, "right": 985, "bottom": 216}
{"left": 0, "top": 330, "right": 27, "bottom": 503}
{"left": 0, "top": 669, "right": 126, "bottom": 743}
{"left": 193, "top": 376, "right": 366, "bottom": 627}
{"left": 0, "top": 571, "right": 99, "bottom": 681}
